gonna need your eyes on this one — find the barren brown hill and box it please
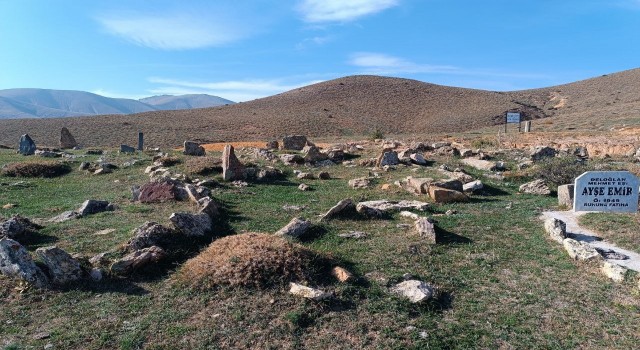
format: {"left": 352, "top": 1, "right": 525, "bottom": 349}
{"left": 0, "top": 69, "right": 639, "bottom": 148}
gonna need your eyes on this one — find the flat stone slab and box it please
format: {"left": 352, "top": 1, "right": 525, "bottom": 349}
{"left": 541, "top": 211, "right": 640, "bottom": 272}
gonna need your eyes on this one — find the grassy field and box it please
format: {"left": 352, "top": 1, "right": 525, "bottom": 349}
{"left": 1, "top": 145, "right": 639, "bottom": 350}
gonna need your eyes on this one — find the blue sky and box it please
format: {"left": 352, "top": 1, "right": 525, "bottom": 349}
{"left": 1, "top": 0, "right": 639, "bottom": 102}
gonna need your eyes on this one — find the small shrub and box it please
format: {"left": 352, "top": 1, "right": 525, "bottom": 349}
{"left": 177, "top": 233, "right": 332, "bottom": 289}
{"left": 527, "top": 156, "right": 620, "bottom": 188}
{"left": 471, "top": 137, "right": 497, "bottom": 149}
{"left": 155, "top": 156, "right": 181, "bottom": 167}
{"left": 2, "top": 161, "right": 71, "bottom": 178}
{"left": 369, "top": 129, "right": 385, "bottom": 140}
{"left": 185, "top": 157, "right": 222, "bottom": 175}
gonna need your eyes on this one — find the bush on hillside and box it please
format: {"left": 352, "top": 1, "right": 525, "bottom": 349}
{"left": 177, "top": 233, "right": 333, "bottom": 289}
{"left": 527, "top": 156, "right": 621, "bottom": 188}
{"left": 2, "top": 161, "right": 71, "bottom": 178}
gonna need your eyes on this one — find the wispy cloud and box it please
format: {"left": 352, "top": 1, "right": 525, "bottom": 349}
{"left": 349, "top": 52, "right": 458, "bottom": 74}
{"left": 148, "top": 77, "right": 325, "bottom": 102}
{"left": 298, "top": 0, "right": 399, "bottom": 23}
{"left": 96, "top": 10, "right": 251, "bottom": 50}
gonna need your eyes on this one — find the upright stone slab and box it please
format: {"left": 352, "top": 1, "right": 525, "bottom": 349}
{"left": 222, "top": 145, "right": 246, "bottom": 181}
{"left": 138, "top": 132, "right": 144, "bottom": 151}
{"left": 120, "top": 144, "right": 136, "bottom": 153}
{"left": 281, "top": 135, "right": 308, "bottom": 150}
{"left": 59, "top": 127, "right": 78, "bottom": 149}
{"left": 574, "top": 171, "right": 639, "bottom": 212}
{"left": 183, "top": 141, "right": 206, "bottom": 156}
{"left": 18, "top": 134, "right": 36, "bottom": 155}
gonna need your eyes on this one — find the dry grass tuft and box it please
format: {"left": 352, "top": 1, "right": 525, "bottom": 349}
{"left": 154, "top": 156, "right": 181, "bottom": 167}
{"left": 185, "top": 156, "right": 222, "bottom": 175}
{"left": 2, "top": 161, "right": 71, "bottom": 178}
{"left": 178, "top": 233, "right": 332, "bottom": 289}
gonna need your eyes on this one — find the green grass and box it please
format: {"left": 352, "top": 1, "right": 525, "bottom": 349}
{"left": 579, "top": 212, "right": 640, "bottom": 252}
{"left": 1, "top": 147, "right": 640, "bottom": 349}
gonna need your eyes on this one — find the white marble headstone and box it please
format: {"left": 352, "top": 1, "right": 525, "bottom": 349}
{"left": 574, "top": 171, "right": 639, "bottom": 212}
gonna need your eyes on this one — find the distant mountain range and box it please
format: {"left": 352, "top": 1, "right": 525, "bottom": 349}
{"left": 0, "top": 88, "right": 234, "bottom": 119}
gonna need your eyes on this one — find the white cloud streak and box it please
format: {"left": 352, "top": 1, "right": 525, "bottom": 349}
{"left": 148, "top": 77, "right": 325, "bottom": 102}
{"left": 97, "top": 11, "right": 250, "bottom": 50}
{"left": 349, "top": 52, "right": 458, "bottom": 74}
{"left": 298, "top": 0, "right": 399, "bottom": 23}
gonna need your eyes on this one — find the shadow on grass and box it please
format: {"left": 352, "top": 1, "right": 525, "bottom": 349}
{"left": 478, "top": 184, "right": 510, "bottom": 196}
{"left": 60, "top": 277, "right": 150, "bottom": 296}
{"left": 436, "top": 226, "right": 472, "bottom": 245}
{"left": 298, "top": 225, "right": 328, "bottom": 243}
{"left": 21, "top": 231, "right": 59, "bottom": 247}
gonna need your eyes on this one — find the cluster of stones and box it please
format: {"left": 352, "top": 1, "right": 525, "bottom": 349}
{"left": 543, "top": 217, "right": 634, "bottom": 284}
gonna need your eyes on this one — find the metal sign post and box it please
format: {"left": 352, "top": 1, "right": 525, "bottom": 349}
{"left": 505, "top": 112, "right": 521, "bottom": 133}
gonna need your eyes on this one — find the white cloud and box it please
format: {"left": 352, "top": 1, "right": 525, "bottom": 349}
{"left": 148, "top": 77, "right": 325, "bottom": 102}
{"left": 298, "top": 0, "right": 399, "bottom": 23}
{"left": 349, "top": 52, "right": 458, "bottom": 74}
{"left": 90, "top": 89, "right": 148, "bottom": 100}
{"left": 96, "top": 11, "right": 250, "bottom": 50}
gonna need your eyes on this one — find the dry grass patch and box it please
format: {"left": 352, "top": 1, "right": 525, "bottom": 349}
{"left": 185, "top": 156, "right": 222, "bottom": 175}
{"left": 178, "top": 233, "right": 333, "bottom": 289}
{"left": 1, "top": 161, "right": 71, "bottom": 178}
{"left": 154, "top": 155, "right": 181, "bottom": 167}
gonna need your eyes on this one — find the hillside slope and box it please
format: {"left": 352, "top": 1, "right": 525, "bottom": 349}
{"left": 140, "top": 94, "right": 235, "bottom": 110}
{"left": 0, "top": 69, "right": 638, "bottom": 148}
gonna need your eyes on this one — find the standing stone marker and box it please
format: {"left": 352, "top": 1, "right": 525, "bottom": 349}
{"left": 222, "top": 145, "right": 246, "bottom": 181}
{"left": 120, "top": 144, "right": 136, "bottom": 153}
{"left": 18, "top": 134, "right": 36, "bottom": 155}
{"left": 574, "top": 171, "right": 639, "bottom": 213}
{"left": 138, "top": 132, "right": 144, "bottom": 151}
{"left": 59, "top": 127, "right": 78, "bottom": 149}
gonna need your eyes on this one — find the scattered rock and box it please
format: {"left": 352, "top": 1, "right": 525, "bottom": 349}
{"left": 281, "top": 135, "right": 308, "bottom": 151}
{"left": 110, "top": 246, "right": 166, "bottom": 275}
{"left": 530, "top": 146, "right": 557, "bottom": 162}
{"left": 410, "top": 153, "right": 428, "bottom": 165}
{"left": 349, "top": 177, "right": 371, "bottom": 189}
{"left": 390, "top": 280, "right": 435, "bottom": 303}
{"left": 79, "top": 162, "right": 90, "bottom": 171}
{"left": 461, "top": 158, "right": 500, "bottom": 171}
{"left": 35, "top": 246, "right": 83, "bottom": 285}
{"left": 35, "top": 149, "right": 61, "bottom": 158}
{"left": 48, "top": 210, "right": 80, "bottom": 223}
{"left": 377, "top": 150, "right": 400, "bottom": 167}
{"left": 332, "top": 266, "right": 354, "bottom": 282}
{"left": 275, "top": 217, "right": 311, "bottom": 238}
{"left": 266, "top": 140, "right": 279, "bottom": 149}
{"left": 601, "top": 261, "right": 627, "bottom": 282}
{"left": 279, "top": 154, "right": 304, "bottom": 164}
{"left": 357, "top": 200, "right": 429, "bottom": 215}
{"left": 0, "top": 215, "right": 38, "bottom": 241}
{"left": 18, "top": 134, "right": 36, "bottom": 155}
{"left": 321, "top": 198, "right": 355, "bottom": 221}
{"left": 428, "top": 186, "right": 469, "bottom": 203}
{"left": 562, "top": 238, "right": 602, "bottom": 261}
{"left": 197, "top": 196, "right": 220, "bottom": 219}
{"left": 595, "top": 248, "right": 629, "bottom": 260}
{"left": 77, "top": 200, "right": 115, "bottom": 216}
{"left": 183, "top": 141, "right": 206, "bottom": 156}
{"left": 302, "top": 145, "right": 328, "bottom": 163}
{"left": 222, "top": 145, "right": 246, "bottom": 181}
{"left": 401, "top": 176, "right": 433, "bottom": 195}
{"left": 126, "top": 222, "right": 177, "bottom": 251}
{"left": 544, "top": 218, "right": 567, "bottom": 243}
{"left": 289, "top": 282, "right": 331, "bottom": 300}
{"left": 120, "top": 144, "right": 136, "bottom": 153}
{"left": 59, "top": 127, "right": 78, "bottom": 149}
{"left": 93, "top": 167, "right": 112, "bottom": 175}
{"left": 431, "top": 179, "right": 463, "bottom": 193}
{"left": 297, "top": 172, "right": 315, "bottom": 180}
{"left": 519, "top": 179, "right": 551, "bottom": 195}
{"left": 169, "top": 212, "right": 212, "bottom": 237}
{"left": 138, "top": 180, "right": 184, "bottom": 203}
{"left": 0, "top": 238, "right": 48, "bottom": 288}
{"left": 318, "top": 171, "right": 331, "bottom": 180}
{"left": 338, "top": 231, "right": 369, "bottom": 239}
{"left": 415, "top": 217, "right": 436, "bottom": 243}
{"left": 557, "top": 184, "right": 574, "bottom": 208}
{"left": 298, "top": 183, "right": 310, "bottom": 191}
{"left": 463, "top": 180, "right": 483, "bottom": 193}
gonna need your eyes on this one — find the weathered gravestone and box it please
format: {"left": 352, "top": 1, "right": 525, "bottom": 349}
{"left": 18, "top": 134, "right": 36, "bottom": 155}
{"left": 59, "top": 127, "right": 78, "bottom": 149}
{"left": 574, "top": 171, "right": 639, "bottom": 212}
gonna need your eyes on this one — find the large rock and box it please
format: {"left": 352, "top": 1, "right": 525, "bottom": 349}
{"left": 356, "top": 200, "right": 429, "bottom": 218}
{"left": 321, "top": 199, "right": 355, "bottom": 221}
{"left": 428, "top": 186, "right": 468, "bottom": 203}
{"left": 409, "top": 153, "right": 428, "bottom": 165}
{"left": 461, "top": 158, "right": 500, "bottom": 171}
{"left": 77, "top": 200, "right": 115, "bottom": 216}
{"left": 401, "top": 177, "right": 433, "bottom": 195}
{"left": 110, "top": 246, "right": 165, "bottom": 275}
{"left": 169, "top": 212, "right": 212, "bottom": 237}
{"left": 222, "top": 145, "right": 246, "bottom": 181}
{"left": 562, "top": 238, "right": 602, "bottom": 261}
{"left": 59, "top": 127, "right": 78, "bottom": 149}
{"left": 279, "top": 154, "right": 304, "bottom": 164}
{"left": 35, "top": 246, "right": 83, "bottom": 285}
{"left": 281, "top": 135, "right": 308, "bottom": 151}
{"left": 415, "top": 217, "right": 436, "bottom": 243}
{"left": 275, "top": 217, "right": 311, "bottom": 238}
{"left": 530, "top": 146, "right": 557, "bottom": 162}
{"left": 126, "top": 222, "right": 177, "bottom": 251}
{"left": 390, "top": 280, "right": 435, "bottom": 303}
{"left": 302, "top": 145, "right": 328, "bottom": 163}
{"left": 0, "top": 238, "right": 48, "bottom": 288}
{"left": 377, "top": 150, "right": 400, "bottom": 167}
{"left": 557, "top": 184, "right": 574, "bottom": 208}
{"left": 601, "top": 261, "right": 627, "bottom": 282}
{"left": 289, "top": 282, "right": 331, "bottom": 300}
{"left": 544, "top": 218, "right": 567, "bottom": 243}
{"left": 18, "top": 134, "right": 36, "bottom": 155}
{"left": 48, "top": 210, "right": 80, "bottom": 223}
{"left": 463, "top": 180, "right": 483, "bottom": 193}
{"left": 197, "top": 196, "right": 220, "bottom": 219}
{"left": 185, "top": 184, "right": 210, "bottom": 203}
{"left": 266, "top": 140, "right": 279, "bottom": 149}
{"left": 183, "top": 141, "right": 206, "bottom": 156}
{"left": 0, "top": 215, "right": 38, "bottom": 241}
{"left": 431, "top": 179, "right": 463, "bottom": 193}
{"left": 519, "top": 179, "right": 551, "bottom": 195}
{"left": 349, "top": 177, "right": 371, "bottom": 189}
